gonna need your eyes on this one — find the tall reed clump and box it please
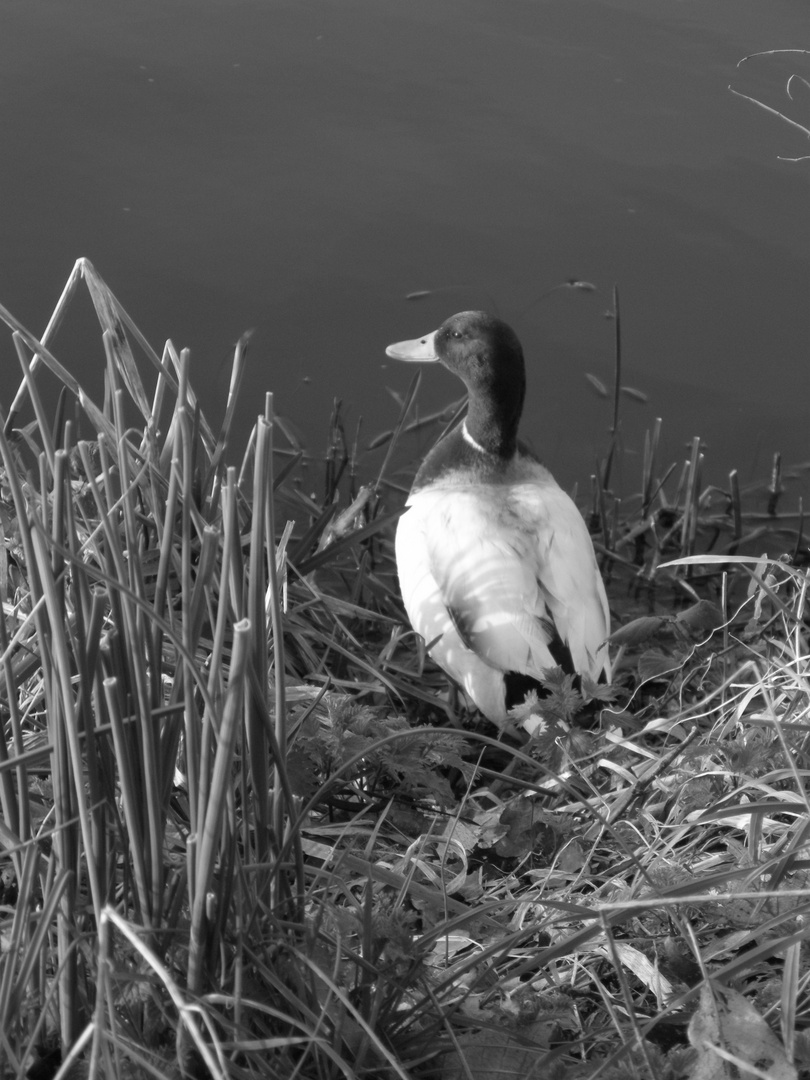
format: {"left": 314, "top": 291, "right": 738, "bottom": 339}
{"left": 0, "top": 260, "right": 436, "bottom": 1079}
{"left": 1, "top": 261, "right": 809, "bottom": 1080}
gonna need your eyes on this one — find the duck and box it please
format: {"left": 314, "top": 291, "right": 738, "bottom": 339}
{"left": 386, "top": 310, "right": 610, "bottom": 728}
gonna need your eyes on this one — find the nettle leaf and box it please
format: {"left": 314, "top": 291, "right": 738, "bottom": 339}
{"left": 508, "top": 689, "right": 543, "bottom": 726}
{"left": 637, "top": 648, "right": 684, "bottom": 682}
{"left": 539, "top": 667, "right": 584, "bottom": 723}
{"left": 530, "top": 717, "right": 568, "bottom": 763}
{"left": 580, "top": 674, "right": 618, "bottom": 703}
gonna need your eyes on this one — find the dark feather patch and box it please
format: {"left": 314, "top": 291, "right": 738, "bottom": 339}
{"left": 538, "top": 615, "right": 576, "bottom": 675}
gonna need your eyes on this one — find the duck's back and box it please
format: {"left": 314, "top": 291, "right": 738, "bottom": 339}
{"left": 396, "top": 435, "right": 610, "bottom": 724}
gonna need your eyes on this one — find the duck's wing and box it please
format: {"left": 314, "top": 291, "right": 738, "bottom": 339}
{"left": 396, "top": 481, "right": 610, "bottom": 690}
{"left": 515, "top": 480, "right": 611, "bottom": 681}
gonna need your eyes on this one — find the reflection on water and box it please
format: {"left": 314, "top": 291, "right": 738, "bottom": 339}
{"left": 1, "top": 0, "right": 808, "bottom": 498}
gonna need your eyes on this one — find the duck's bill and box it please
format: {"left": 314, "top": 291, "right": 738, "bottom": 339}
{"left": 385, "top": 330, "right": 438, "bottom": 362}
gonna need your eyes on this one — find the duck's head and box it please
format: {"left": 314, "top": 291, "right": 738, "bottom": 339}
{"left": 386, "top": 311, "right": 526, "bottom": 457}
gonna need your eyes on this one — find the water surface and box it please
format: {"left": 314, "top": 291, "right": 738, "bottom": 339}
{"left": 1, "top": 0, "right": 808, "bottom": 499}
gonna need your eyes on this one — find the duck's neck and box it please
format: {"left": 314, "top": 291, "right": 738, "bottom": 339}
{"left": 464, "top": 382, "right": 524, "bottom": 458}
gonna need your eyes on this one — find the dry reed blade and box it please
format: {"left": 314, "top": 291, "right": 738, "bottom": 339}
{"left": 212, "top": 469, "right": 241, "bottom": 675}
{"left": 162, "top": 340, "right": 216, "bottom": 462}
{"left": 81, "top": 260, "right": 180, "bottom": 388}
{"left": 247, "top": 415, "right": 271, "bottom": 857}
{"left": 641, "top": 417, "right": 662, "bottom": 517}
{"left": 600, "top": 285, "right": 622, "bottom": 491}
{"left": 3, "top": 258, "right": 83, "bottom": 434}
{"left": 146, "top": 343, "right": 172, "bottom": 451}
{"left": 791, "top": 497, "right": 804, "bottom": 565}
{"left": 13, "top": 333, "right": 56, "bottom": 475}
{"left": 591, "top": 464, "right": 611, "bottom": 551}
{"left": 183, "top": 526, "right": 226, "bottom": 872}
{"left": 195, "top": 468, "right": 241, "bottom": 837}
{"left": 205, "top": 328, "right": 253, "bottom": 512}
{"left": 610, "top": 284, "right": 622, "bottom": 439}
{"left": 83, "top": 259, "right": 220, "bottom": 450}
{"left": 175, "top": 398, "right": 203, "bottom": 855}
{"left": 103, "top": 676, "right": 153, "bottom": 926}
{"left": 680, "top": 436, "right": 703, "bottom": 560}
{"left": 90, "top": 308, "right": 152, "bottom": 431}
{"left": 373, "top": 369, "right": 421, "bottom": 492}
{"left": 69, "top": 589, "right": 111, "bottom": 894}
{"left": 51, "top": 386, "right": 69, "bottom": 454}
{"left": 728, "top": 468, "right": 743, "bottom": 555}
{"left": 148, "top": 440, "right": 181, "bottom": 672}
{"left": 768, "top": 451, "right": 783, "bottom": 516}
{"left": 188, "top": 618, "right": 251, "bottom": 997}
{"left": 263, "top": 397, "right": 291, "bottom": 871}
{"left": 0, "top": 302, "right": 115, "bottom": 442}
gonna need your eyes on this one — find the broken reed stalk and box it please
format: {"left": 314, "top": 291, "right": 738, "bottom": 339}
{"left": 600, "top": 284, "right": 622, "bottom": 492}
{"left": 248, "top": 414, "right": 272, "bottom": 861}
{"left": 590, "top": 466, "right": 611, "bottom": 555}
{"left": 610, "top": 285, "right": 622, "bottom": 443}
{"left": 680, "top": 436, "right": 703, "bottom": 560}
{"left": 187, "top": 617, "right": 251, "bottom": 998}
{"left": 205, "top": 328, "right": 253, "bottom": 516}
{"left": 641, "top": 417, "right": 662, "bottom": 519}
{"left": 768, "top": 451, "right": 783, "bottom": 516}
{"left": 793, "top": 499, "right": 805, "bottom": 564}
{"left": 265, "top": 394, "right": 292, "bottom": 879}
{"left": 729, "top": 469, "right": 743, "bottom": 554}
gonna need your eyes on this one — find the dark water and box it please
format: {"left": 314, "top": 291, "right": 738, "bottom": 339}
{"left": 2, "top": 0, "right": 809, "bottom": 500}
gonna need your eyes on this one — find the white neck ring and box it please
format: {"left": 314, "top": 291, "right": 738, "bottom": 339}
{"left": 462, "top": 421, "right": 487, "bottom": 454}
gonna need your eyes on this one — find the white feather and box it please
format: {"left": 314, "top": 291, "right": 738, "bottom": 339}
{"left": 395, "top": 460, "right": 610, "bottom": 724}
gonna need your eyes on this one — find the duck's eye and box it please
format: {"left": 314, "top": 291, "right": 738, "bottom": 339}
{"left": 451, "top": 331, "right": 462, "bottom": 339}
